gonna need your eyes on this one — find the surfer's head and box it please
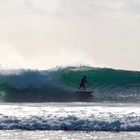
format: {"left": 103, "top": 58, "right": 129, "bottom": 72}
{"left": 83, "top": 75, "right": 87, "bottom": 78}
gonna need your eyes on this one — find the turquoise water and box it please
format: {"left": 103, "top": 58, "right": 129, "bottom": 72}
{"left": 0, "top": 66, "right": 140, "bottom": 102}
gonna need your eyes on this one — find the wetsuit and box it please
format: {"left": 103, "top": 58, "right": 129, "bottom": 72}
{"left": 79, "top": 77, "right": 87, "bottom": 90}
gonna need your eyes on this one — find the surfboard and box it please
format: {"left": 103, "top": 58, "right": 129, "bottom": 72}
{"left": 76, "top": 90, "right": 93, "bottom": 94}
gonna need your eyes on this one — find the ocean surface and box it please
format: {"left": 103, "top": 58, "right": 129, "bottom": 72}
{"left": 0, "top": 66, "right": 140, "bottom": 139}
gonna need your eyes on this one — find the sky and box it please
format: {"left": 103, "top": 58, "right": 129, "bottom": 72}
{"left": 0, "top": 0, "right": 140, "bottom": 70}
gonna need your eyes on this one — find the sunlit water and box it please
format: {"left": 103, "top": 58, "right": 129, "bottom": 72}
{"left": 0, "top": 130, "right": 140, "bottom": 140}
{"left": 0, "top": 102, "right": 140, "bottom": 139}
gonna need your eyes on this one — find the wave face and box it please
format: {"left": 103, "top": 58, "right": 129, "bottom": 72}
{"left": 0, "top": 66, "right": 140, "bottom": 102}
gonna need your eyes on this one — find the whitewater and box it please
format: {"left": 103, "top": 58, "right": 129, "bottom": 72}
{"left": 0, "top": 102, "right": 140, "bottom": 139}
{"left": 0, "top": 66, "right": 140, "bottom": 139}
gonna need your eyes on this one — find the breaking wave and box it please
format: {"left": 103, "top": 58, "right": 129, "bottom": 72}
{"left": 0, "top": 103, "right": 140, "bottom": 131}
{"left": 0, "top": 66, "right": 140, "bottom": 102}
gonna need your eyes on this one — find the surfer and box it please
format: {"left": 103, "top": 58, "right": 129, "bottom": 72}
{"left": 79, "top": 75, "right": 88, "bottom": 91}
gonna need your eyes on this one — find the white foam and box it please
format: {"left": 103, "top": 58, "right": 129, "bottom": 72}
{"left": 0, "top": 103, "right": 140, "bottom": 131}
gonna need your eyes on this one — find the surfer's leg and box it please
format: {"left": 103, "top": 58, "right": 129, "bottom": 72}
{"left": 79, "top": 83, "right": 83, "bottom": 90}
{"left": 83, "top": 85, "right": 85, "bottom": 91}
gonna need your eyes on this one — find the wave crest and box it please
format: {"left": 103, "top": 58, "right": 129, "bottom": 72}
{"left": 0, "top": 66, "right": 140, "bottom": 102}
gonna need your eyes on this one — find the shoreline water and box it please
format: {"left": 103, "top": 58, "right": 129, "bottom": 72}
{"left": 0, "top": 130, "right": 140, "bottom": 140}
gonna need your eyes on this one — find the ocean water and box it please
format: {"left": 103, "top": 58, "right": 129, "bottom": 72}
{"left": 0, "top": 102, "right": 140, "bottom": 139}
{"left": 0, "top": 66, "right": 140, "bottom": 139}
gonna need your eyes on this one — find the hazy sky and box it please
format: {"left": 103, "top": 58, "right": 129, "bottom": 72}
{"left": 0, "top": 0, "right": 140, "bottom": 70}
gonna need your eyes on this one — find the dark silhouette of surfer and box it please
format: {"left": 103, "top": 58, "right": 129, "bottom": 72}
{"left": 79, "top": 75, "right": 88, "bottom": 91}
